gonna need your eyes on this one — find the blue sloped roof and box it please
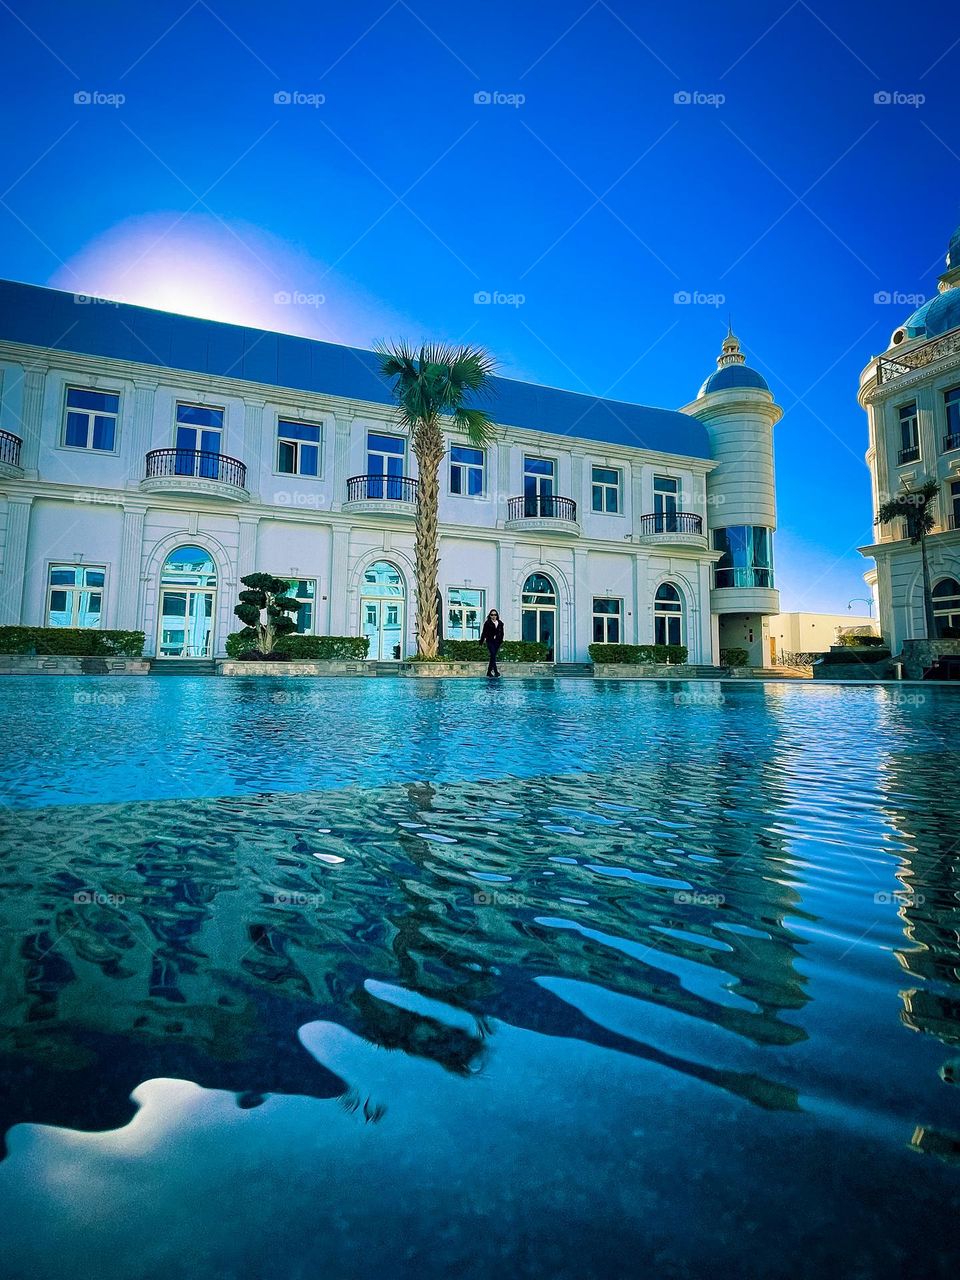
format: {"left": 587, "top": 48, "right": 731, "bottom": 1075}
{"left": 698, "top": 364, "right": 770, "bottom": 396}
{"left": 900, "top": 288, "right": 960, "bottom": 342}
{"left": 0, "top": 279, "right": 711, "bottom": 459}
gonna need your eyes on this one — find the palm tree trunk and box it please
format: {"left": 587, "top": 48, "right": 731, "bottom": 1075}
{"left": 413, "top": 421, "right": 444, "bottom": 658}
{"left": 919, "top": 532, "right": 937, "bottom": 639}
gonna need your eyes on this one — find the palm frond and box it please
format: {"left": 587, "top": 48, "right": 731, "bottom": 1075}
{"left": 451, "top": 405, "right": 496, "bottom": 446}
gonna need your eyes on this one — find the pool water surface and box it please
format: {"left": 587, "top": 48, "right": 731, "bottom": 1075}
{"left": 0, "top": 676, "right": 958, "bottom": 1278}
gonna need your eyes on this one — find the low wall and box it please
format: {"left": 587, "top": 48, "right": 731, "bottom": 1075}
{"left": 218, "top": 660, "right": 376, "bottom": 677}
{"left": 397, "top": 661, "right": 556, "bottom": 678}
{"left": 592, "top": 663, "right": 698, "bottom": 679}
{"left": 899, "top": 638, "right": 960, "bottom": 680}
{"left": 0, "top": 655, "right": 150, "bottom": 675}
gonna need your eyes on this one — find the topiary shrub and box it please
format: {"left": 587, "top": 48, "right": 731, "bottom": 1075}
{"left": 233, "top": 573, "right": 302, "bottom": 654}
{"left": 836, "top": 633, "right": 885, "bottom": 648}
{"left": 224, "top": 631, "right": 370, "bottom": 661}
{"left": 0, "top": 627, "right": 145, "bottom": 657}
{"left": 441, "top": 639, "right": 549, "bottom": 662}
{"left": 720, "top": 647, "right": 750, "bottom": 667}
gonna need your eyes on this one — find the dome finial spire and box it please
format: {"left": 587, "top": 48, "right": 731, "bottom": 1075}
{"left": 717, "top": 325, "right": 746, "bottom": 369}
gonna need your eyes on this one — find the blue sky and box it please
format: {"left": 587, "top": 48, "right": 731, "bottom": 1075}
{"left": 1, "top": 0, "right": 957, "bottom": 613}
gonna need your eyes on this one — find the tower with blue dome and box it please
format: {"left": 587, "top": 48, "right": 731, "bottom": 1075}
{"left": 683, "top": 329, "right": 782, "bottom": 666}
{"left": 858, "top": 218, "right": 960, "bottom": 665}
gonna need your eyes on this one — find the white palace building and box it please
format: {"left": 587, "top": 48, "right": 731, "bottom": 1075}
{"left": 0, "top": 281, "right": 781, "bottom": 665}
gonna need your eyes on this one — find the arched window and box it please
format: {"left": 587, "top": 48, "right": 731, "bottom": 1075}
{"left": 521, "top": 572, "right": 558, "bottom": 658}
{"left": 157, "top": 545, "right": 217, "bottom": 658}
{"left": 654, "top": 582, "right": 684, "bottom": 646}
{"left": 933, "top": 577, "right": 960, "bottom": 637}
{"left": 360, "top": 561, "right": 405, "bottom": 659}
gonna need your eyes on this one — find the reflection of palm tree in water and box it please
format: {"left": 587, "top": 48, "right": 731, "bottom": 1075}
{"left": 0, "top": 752, "right": 815, "bottom": 1147}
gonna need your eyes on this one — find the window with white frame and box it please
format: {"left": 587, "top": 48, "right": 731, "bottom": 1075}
{"left": 47, "top": 564, "right": 105, "bottom": 628}
{"left": 450, "top": 445, "right": 485, "bottom": 496}
{"left": 592, "top": 597, "right": 622, "bottom": 643}
{"left": 63, "top": 388, "right": 120, "bottom": 451}
{"left": 283, "top": 578, "right": 317, "bottom": 633}
{"left": 898, "top": 402, "right": 920, "bottom": 461}
{"left": 447, "top": 587, "right": 485, "bottom": 641}
{"left": 591, "top": 466, "right": 621, "bottom": 513}
{"left": 277, "top": 419, "right": 322, "bottom": 476}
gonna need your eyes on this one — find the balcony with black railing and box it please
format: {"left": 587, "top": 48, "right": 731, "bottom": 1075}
{"left": 943, "top": 432, "right": 960, "bottom": 454}
{"left": 344, "top": 474, "right": 418, "bottom": 513}
{"left": 0, "top": 428, "right": 23, "bottom": 475}
{"left": 141, "top": 449, "right": 249, "bottom": 500}
{"left": 898, "top": 445, "right": 920, "bottom": 465}
{"left": 505, "top": 494, "right": 579, "bottom": 533}
{"left": 876, "top": 327, "right": 960, "bottom": 385}
{"left": 636, "top": 510, "right": 707, "bottom": 546}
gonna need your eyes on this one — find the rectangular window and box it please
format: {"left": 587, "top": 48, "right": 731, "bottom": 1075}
{"left": 447, "top": 587, "right": 485, "bottom": 642}
{"left": 592, "top": 597, "right": 622, "bottom": 644}
{"left": 63, "top": 388, "right": 120, "bottom": 451}
{"left": 944, "top": 387, "right": 960, "bottom": 452}
{"left": 450, "top": 445, "right": 485, "bottom": 496}
{"left": 282, "top": 578, "right": 317, "bottom": 634}
{"left": 951, "top": 480, "right": 960, "bottom": 531}
{"left": 591, "top": 466, "right": 620, "bottom": 513}
{"left": 277, "top": 420, "right": 321, "bottom": 476}
{"left": 175, "top": 403, "right": 224, "bottom": 478}
{"left": 653, "top": 475, "right": 680, "bottom": 531}
{"left": 523, "top": 456, "right": 555, "bottom": 516}
{"left": 898, "top": 402, "right": 919, "bottom": 463}
{"left": 366, "top": 432, "right": 406, "bottom": 499}
{"left": 47, "top": 564, "right": 105, "bottom": 628}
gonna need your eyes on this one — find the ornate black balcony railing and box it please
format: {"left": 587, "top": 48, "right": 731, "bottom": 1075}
{"left": 508, "top": 494, "right": 577, "bottom": 521}
{"left": 0, "top": 428, "right": 23, "bottom": 468}
{"left": 898, "top": 445, "right": 920, "bottom": 465}
{"left": 145, "top": 449, "right": 247, "bottom": 488}
{"left": 943, "top": 432, "right": 960, "bottom": 454}
{"left": 639, "top": 511, "right": 704, "bottom": 536}
{"left": 347, "top": 474, "right": 418, "bottom": 503}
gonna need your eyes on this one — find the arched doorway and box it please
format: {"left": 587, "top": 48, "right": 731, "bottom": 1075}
{"left": 521, "top": 572, "right": 558, "bottom": 659}
{"left": 360, "top": 561, "right": 405, "bottom": 659}
{"left": 157, "top": 546, "right": 218, "bottom": 658}
{"left": 654, "top": 582, "right": 684, "bottom": 646}
{"left": 933, "top": 577, "right": 960, "bottom": 637}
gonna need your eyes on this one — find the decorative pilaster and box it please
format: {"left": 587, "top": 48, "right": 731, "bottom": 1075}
{"left": 242, "top": 398, "right": 266, "bottom": 500}
{"left": 633, "top": 554, "right": 649, "bottom": 644}
{"left": 237, "top": 514, "right": 260, "bottom": 578}
{"left": 572, "top": 547, "right": 590, "bottom": 661}
{"left": 116, "top": 504, "right": 147, "bottom": 628}
{"left": 18, "top": 369, "right": 46, "bottom": 473}
{"left": 0, "top": 495, "right": 34, "bottom": 623}
{"left": 331, "top": 415, "right": 353, "bottom": 512}
{"left": 127, "top": 382, "right": 157, "bottom": 485}
{"left": 328, "top": 526, "right": 350, "bottom": 633}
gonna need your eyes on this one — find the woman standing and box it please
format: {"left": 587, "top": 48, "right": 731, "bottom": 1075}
{"left": 479, "top": 609, "right": 505, "bottom": 678}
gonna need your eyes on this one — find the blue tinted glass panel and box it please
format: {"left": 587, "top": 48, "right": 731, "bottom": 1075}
{"left": 92, "top": 416, "right": 116, "bottom": 450}
{"left": 300, "top": 444, "right": 319, "bottom": 476}
{"left": 279, "top": 420, "right": 321, "bottom": 443}
{"left": 466, "top": 468, "right": 483, "bottom": 496}
{"left": 85, "top": 570, "right": 105, "bottom": 587}
{"left": 177, "top": 404, "right": 224, "bottom": 428}
{"left": 277, "top": 441, "right": 296, "bottom": 473}
{"left": 368, "top": 433, "right": 404, "bottom": 454}
{"left": 64, "top": 413, "right": 88, "bottom": 447}
{"left": 67, "top": 388, "right": 119, "bottom": 413}
{"left": 524, "top": 457, "right": 554, "bottom": 475}
{"left": 451, "top": 446, "right": 483, "bottom": 465}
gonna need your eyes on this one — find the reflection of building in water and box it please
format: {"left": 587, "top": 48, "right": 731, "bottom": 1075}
{"left": 0, "top": 733, "right": 814, "bottom": 1143}
{"left": 876, "top": 715, "right": 960, "bottom": 1046}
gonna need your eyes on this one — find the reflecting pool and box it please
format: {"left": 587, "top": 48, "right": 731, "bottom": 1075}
{"left": 0, "top": 677, "right": 958, "bottom": 1278}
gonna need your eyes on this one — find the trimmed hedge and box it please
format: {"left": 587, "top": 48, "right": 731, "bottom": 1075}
{"left": 589, "top": 643, "right": 688, "bottom": 665}
{"left": 836, "top": 634, "right": 885, "bottom": 648}
{"left": 819, "top": 648, "right": 891, "bottom": 666}
{"left": 0, "top": 627, "right": 145, "bottom": 657}
{"left": 225, "top": 630, "right": 370, "bottom": 660}
{"left": 720, "top": 647, "right": 750, "bottom": 667}
{"left": 441, "top": 639, "right": 550, "bottom": 662}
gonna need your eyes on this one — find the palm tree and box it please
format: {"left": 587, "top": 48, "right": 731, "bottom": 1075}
{"left": 877, "top": 478, "right": 940, "bottom": 639}
{"left": 375, "top": 342, "right": 496, "bottom": 658}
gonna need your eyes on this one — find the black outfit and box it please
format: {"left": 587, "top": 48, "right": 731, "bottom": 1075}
{"left": 479, "top": 618, "right": 504, "bottom": 676}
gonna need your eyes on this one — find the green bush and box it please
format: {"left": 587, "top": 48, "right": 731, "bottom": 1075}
{"left": 836, "top": 633, "right": 884, "bottom": 648}
{"left": 589, "top": 643, "right": 688, "bottom": 665}
{"left": 441, "top": 639, "right": 550, "bottom": 662}
{"left": 0, "top": 627, "right": 145, "bottom": 657}
{"left": 224, "top": 631, "right": 369, "bottom": 660}
{"left": 720, "top": 647, "right": 750, "bottom": 667}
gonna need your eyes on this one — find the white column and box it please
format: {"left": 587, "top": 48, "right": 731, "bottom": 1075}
{"left": 18, "top": 369, "right": 45, "bottom": 474}
{"left": 331, "top": 415, "right": 353, "bottom": 512}
{"left": 242, "top": 398, "right": 266, "bottom": 500}
{"left": 633, "top": 554, "right": 649, "bottom": 643}
{"left": 116, "top": 504, "right": 147, "bottom": 628}
{"left": 572, "top": 546, "right": 590, "bottom": 661}
{"left": 570, "top": 449, "right": 585, "bottom": 515}
{"left": 328, "top": 526, "right": 350, "bottom": 634}
{"left": 127, "top": 382, "right": 157, "bottom": 484}
{"left": 0, "top": 495, "right": 34, "bottom": 623}
{"left": 237, "top": 515, "right": 260, "bottom": 577}
{"left": 497, "top": 441, "right": 512, "bottom": 527}
{"left": 497, "top": 541, "right": 515, "bottom": 637}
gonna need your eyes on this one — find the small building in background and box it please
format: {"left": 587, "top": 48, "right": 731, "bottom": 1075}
{"left": 768, "top": 612, "right": 879, "bottom": 664}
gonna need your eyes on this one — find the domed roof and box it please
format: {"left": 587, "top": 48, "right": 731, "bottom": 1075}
{"left": 898, "top": 289, "right": 960, "bottom": 342}
{"left": 699, "top": 364, "right": 770, "bottom": 396}
{"left": 697, "top": 328, "right": 770, "bottom": 397}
